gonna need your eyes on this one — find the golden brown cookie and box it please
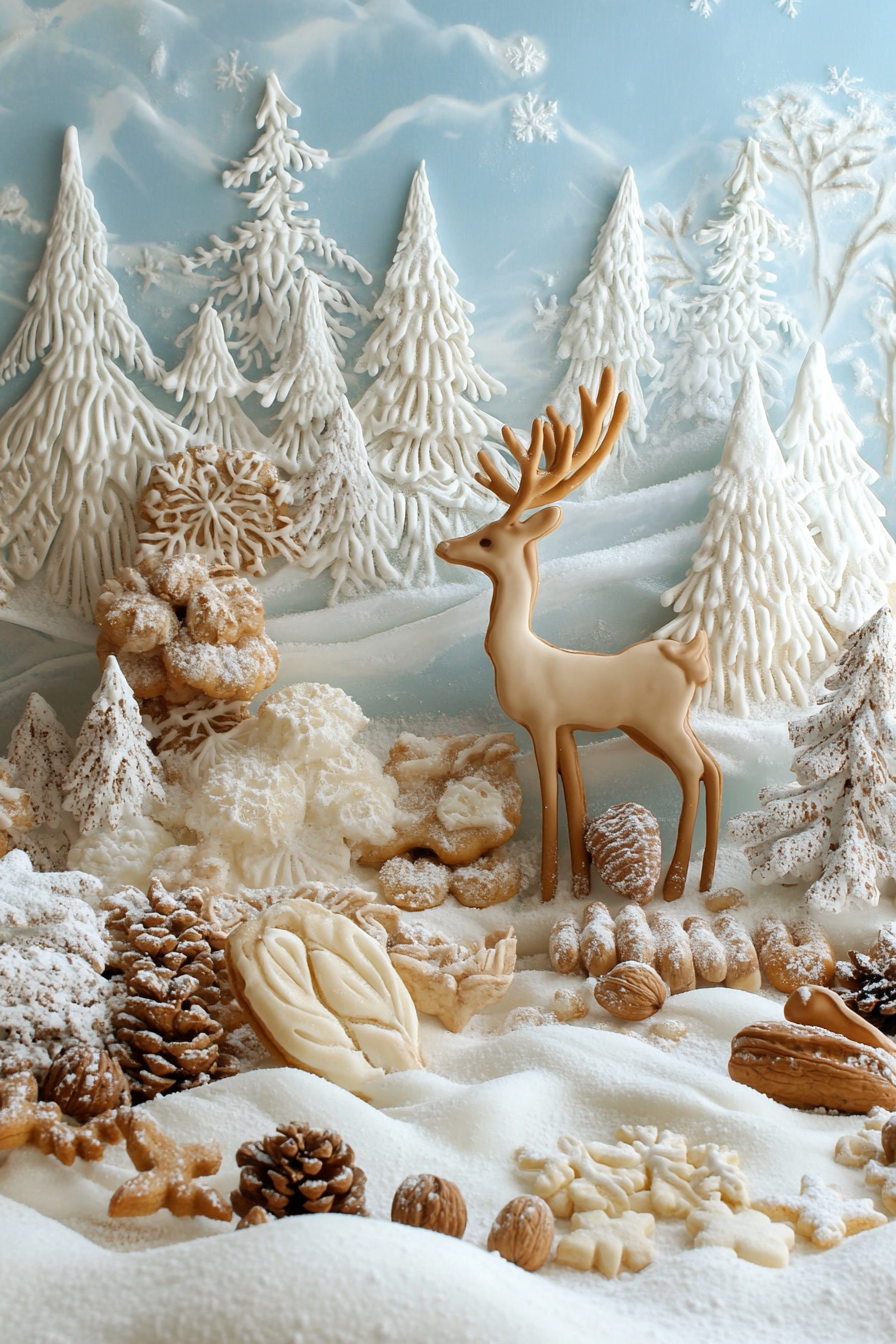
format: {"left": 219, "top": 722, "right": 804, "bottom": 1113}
{"left": 162, "top": 628, "right": 278, "bottom": 701}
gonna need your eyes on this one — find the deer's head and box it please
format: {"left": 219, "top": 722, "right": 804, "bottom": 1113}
{"left": 436, "top": 373, "right": 629, "bottom": 580}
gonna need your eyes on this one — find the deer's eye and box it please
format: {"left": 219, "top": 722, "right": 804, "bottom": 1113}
{"left": 479, "top": 538, "right": 492, "bottom": 548}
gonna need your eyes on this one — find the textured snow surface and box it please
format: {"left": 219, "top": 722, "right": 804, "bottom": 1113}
{"left": 1, "top": 985, "right": 894, "bottom": 1344}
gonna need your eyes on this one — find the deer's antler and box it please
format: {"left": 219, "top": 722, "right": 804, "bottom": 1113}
{"left": 476, "top": 369, "right": 630, "bottom": 522}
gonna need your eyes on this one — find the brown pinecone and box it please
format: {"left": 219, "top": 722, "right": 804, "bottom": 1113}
{"left": 232, "top": 1124, "right": 367, "bottom": 1219}
{"left": 836, "top": 924, "right": 896, "bottom": 1035}
{"left": 110, "top": 878, "right": 238, "bottom": 1101}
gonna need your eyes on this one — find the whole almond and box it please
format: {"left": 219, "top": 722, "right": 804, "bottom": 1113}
{"left": 487, "top": 1195, "right": 553, "bottom": 1271}
{"left": 549, "top": 915, "right": 582, "bottom": 975}
{"left": 593, "top": 961, "right": 668, "bottom": 1021}
{"left": 729, "top": 1021, "right": 896, "bottom": 1113}
{"left": 391, "top": 1174, "right": 467, "bottom": 1238}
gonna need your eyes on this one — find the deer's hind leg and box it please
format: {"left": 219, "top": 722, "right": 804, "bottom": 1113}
{"left": 688, "top": 724, "right": 722, "bottom": 892}
{"left": 557, "top": 726, "right": 590, "bottom": 897}
{"left": 621, "top": 723, "right": 704, "bottom": 902}
{"left": 531, "top": 730, "right": 560, "bottom": 902}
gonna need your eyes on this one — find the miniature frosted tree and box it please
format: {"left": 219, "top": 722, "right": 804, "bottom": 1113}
{"left": 162, "top": 299, "right": 272, "bottom": 457}
{"left": 729, "top": 606, "right": 896, "bottom": 912}
{"left": 289, "top": 395, "right": 400, "bottom": 604}
{"left": 258, "top": 268, "right": 346, "bottom": 473}
{"left": 655, "top": 364, "right": 837, "bottom": 716}
{"left": 0, "top": 127, "right": 186, "bottom": 618}
{"left": 63, "top": 657, "right": 164, "bottom": 834}
{"left": 553, "top": 167, "right": 660, "bottom": 481}
{"left": 779, "top": 341, "right": 896, "bottom": 633}
{"left": 185, "top": 73, "right": 370, "bottom": 368}
{"left": 7, "top": 692, "right": 74, "bottom": 870}
{"left": 354, "top": 162, "right": 507, "bottom": 584}
{"left": 662, "top": 139, "right": 800, "bottom": 421}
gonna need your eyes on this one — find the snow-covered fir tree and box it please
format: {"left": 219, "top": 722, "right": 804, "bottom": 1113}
{"left": 661, "top": 138, "right": 801, "bottom": 421}
{"left": 729, "top": 606, "right": 896, "bottom": 912}
{"left": 257, "top": 268, "right": 345, "bottom": 473}
{"left": 6, "top": 692, "right": 74, "bottom": 871}
{"left": 354, "top": 162, "right": 507, "bottom": 584}
{"left": 185, "top": 73, "right": 370, "bottom": 369}
{"left": 553, "top": 166, "right": 660, "bottom": 481}
{"left": 289, "top": 395, "right": 400, "bottom": 604}
{"left": 162, "top": 298, "right": 272, "bottom": 457}
{"left": 0, "top": 127, "right": 186, "bottom": 618}
{"left": 63, "top": 657, "right": 164, "bottom": 834}
{"left": 655, "top": 364, "right": 837, "bottom": 716}
{"left": 779, "top": 341, "right": 896, "bottom": 633}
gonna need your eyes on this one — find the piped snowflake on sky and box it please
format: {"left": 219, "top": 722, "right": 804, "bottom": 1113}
{"left": 690, "top": 0, "right": 800, "bottom": 13}
{"left": 533, "top": 294, "right": 560, "bottom": 331}
{"left": 825, "top": 67, "right": 864, "bottom": 97}
{"left": 134, "top": 248, "right": 164, "bottom": 292}
{"left": 512, "top": 92, "right": 558, "bottom": 144}
{"left": 505, "top": 36, "right": 546, "bottom": 77}
{"left": 214, "top": 50, "right": 257, "bottom": 93}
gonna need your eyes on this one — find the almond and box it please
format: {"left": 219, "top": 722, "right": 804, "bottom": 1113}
{"left": 729, "top": 1021, "right": 896, "bottom": 1113}
{"left": 593, "top": 961, "right": 668, "bottom": 1021}
{"left": 487, "top": 1195, "right": 553, "bottom": 1272}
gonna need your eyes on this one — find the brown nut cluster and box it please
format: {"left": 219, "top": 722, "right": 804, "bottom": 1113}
{"left": 93, "top": 554, "right": 278, "bottom": 727}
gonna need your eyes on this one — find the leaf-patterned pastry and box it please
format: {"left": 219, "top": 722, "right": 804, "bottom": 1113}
{"left": 226, "top": 898, "right": 423, "bottom": 1097}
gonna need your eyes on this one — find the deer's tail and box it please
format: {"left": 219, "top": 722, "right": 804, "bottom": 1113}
{"left": 657, "top": 630, "right": 710, "bottom": 687}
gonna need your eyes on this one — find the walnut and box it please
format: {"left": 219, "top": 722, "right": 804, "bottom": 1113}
{"left": 391, "top": 1174, "right": 467, "bottom": 1238}
{"left": 593, "top": 962, "right": 668, "bottom": 1021}
{"left": 40, "top": 1044, "right": 129, "bottom": 1120}
{"left": 487, "top": 1195, "right": 554, "bottom": 1272}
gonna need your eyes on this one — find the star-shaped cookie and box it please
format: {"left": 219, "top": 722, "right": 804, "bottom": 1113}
{"left": 753, "top": 1173, "right": 887, "bottom": 1248}
{"left": 686, "top": 1199, "right": 794, "bottom": 1268}
{"left": 109, "top": 1108, "right": 232, "bottom": 1221}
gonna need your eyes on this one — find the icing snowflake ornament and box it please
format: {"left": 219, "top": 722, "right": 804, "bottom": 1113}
{"left": 512, "top": 92, "right": 558, "bottom": 144}
{"left": 214, "top": 49, "right": 256, "bottom": 93}
{"left": 505, "top": 37, "right": 546, "bottom": 77}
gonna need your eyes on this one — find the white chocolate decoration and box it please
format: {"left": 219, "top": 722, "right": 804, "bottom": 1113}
{"left": 435, "top": 777, "right": 507, "bottom": 832}
{"left": 227, "top": 898, "right": 423, "bottom": 1097}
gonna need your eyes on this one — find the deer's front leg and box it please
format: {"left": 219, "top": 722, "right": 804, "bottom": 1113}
{"left": 557, "top": 725, "right": 590, "bottom": 898}
{"left": 530, "top": 730, "right": 559, "bottom": 901}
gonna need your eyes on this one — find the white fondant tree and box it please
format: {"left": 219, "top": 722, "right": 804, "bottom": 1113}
{"left": 6, "top": 692, "right": 74, "bottom": 871}
{"left": 354, "top": 162, "right": 507, "bottom": 584}
{"left": 779, "top": 341, "right": 896, "bottom": 633}
{"left": 186, "top": 73, "right": 370, "bottom": 369}
{"left": 163, "top": 298, "right": 272, "bottom": 457}
{"left": 662, "top": 139, "right": 800, "bottom": 421}
{"left": 63, "top": 657, "right": 164, "bottom": 834}
{"left": 553, "top": 167, "right": 660, "bottom": 480}
{"left": 729, "top": 606, "right": 896, "bottom": 912}
{"left": 0, "top": 128, "right": 186, "bottom": 618}
{"left": 656, "top": 364, "right": 837, "bottom": 716}
{"left": 258, "top": 268, "right": 346, "bottom": 473}
{"left": 289, "top": 395, "right": 400, "bottom": 604}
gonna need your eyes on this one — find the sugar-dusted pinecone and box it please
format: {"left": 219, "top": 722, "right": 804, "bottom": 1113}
{"left": 110, "top": 878, "right": 238, "bottom": 1101}
{"left": 232, "top": 1124, "right": 367, "bottom": 1219}
{"left": 836, "top": 923, "right": 896, "bottom": 1035}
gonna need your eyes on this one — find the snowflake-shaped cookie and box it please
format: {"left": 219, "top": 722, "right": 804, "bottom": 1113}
{"left": 864, "top": 1160, "right": 896, "bottom": 1214}
{"left": 556, "top": 1209, "right": 655, "bottom": 1278}
{"left": 687, "top": 1199, "right": 794, "bottom": 1268}
{"left": 834, "top": 1109, "right": 890, "bottom": 1169}
{"left": 753, "top": 1174, "right": 887, "bottom": 1248}
{"left": 618, "top": 1126, "right": 700, "bottom": 1218}
{"left": 687, "top": 1143, "right": 750, "bottom": 1210}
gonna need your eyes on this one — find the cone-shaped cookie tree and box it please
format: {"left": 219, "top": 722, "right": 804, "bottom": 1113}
{"left": 729, "top": 606, "right": 896, "bottom": 912}
{"left": 779, "top": 341, "right": 896, "bottom": 634}
{"left": 553, "top": 166, "right": 660, "bottom": 480}
{"left": 258, "top": 269, "right": 346, "bottom": 473}
{"left": 185, "top": 73, "right": 370, "bottom": 369}
{"left": 63, "top": 657, "right": 164, "bottom": 834}
{"left": 354, "top": 162, "right": 507, "bottom": 584}
{"left": 6, "top": 691, "right": 74, "bottom": 870}
{"left": 662, "top": 139, "right": 800, "bottom": 422}
{"left": 656, "top": 364, "right": 837, "bottom": 716}
{"left": 0, "top": 128, "right": 186, "bottom": 618}
{"left": 289, "top": 395, "right": 399, "bottom": 604}
{"left": 162, "top": 299, "right": 272, "bottom": 458}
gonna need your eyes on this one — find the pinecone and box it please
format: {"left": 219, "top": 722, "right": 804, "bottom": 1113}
{"left": 110, "top": 878, "right": 238, "bottom": 1101}
{"left": 232, "top": 1123, "right": 367, "bottom": 1219}
{"left": 836, "top": 923, "right": 896, "bottom": 1035}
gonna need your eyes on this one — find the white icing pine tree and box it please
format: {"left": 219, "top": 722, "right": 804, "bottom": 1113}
{"left": 779, "top": 341, "right": 896, "bottom": 634}
{"left": 553, "top": 166, "right": 660, "bottom": 482}
{"left": 354, "top": 162, "right": 507, "bottom": 584}
{"left": 289, "top": 395, "right": 400, "bottom": 604}
{"left": 662, "top": 138, "right": 801, "bottom": 421}
{"left": 656, "top": 364, "right": 837, "bottom": 716}
{"left": 729, "top": 606, "right": 896, "bottom": 913}
{"left": 6, "top": 692, "right": 74, "bottom": 871}
{"left": 257, "top": 268, "right": 346, "bottom": 473}
{"left": 162, "top": 298, "right": 272, "bottom": 457}
{"left": 63, "top": 656, "right": 164, "bottom": 834}
{"left": 185, "top": 73, "right": 370, "bottom": 369}
{"left": 0, "top": 127, "right": 186, "bottom": 618}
